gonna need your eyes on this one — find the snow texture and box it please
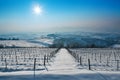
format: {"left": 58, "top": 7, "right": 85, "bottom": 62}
{"left": 0, "top": 40, "right": 46, "bottom": 47}
{"left": 0, "top": 48, "right": 120, "bottom": 80}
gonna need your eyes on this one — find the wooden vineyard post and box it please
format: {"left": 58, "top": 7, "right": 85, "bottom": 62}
{"left": 1, "top": 54, "right": 3, "bottom": 61}
{"left": 34, "top": 58, "right": 36, "bottom": 71}
{"left": 77, "top": 54, "right": 79, "bottom": 62}
{"left": 24, "top": 53, "right": 25, "bottom": 62}
{"left": 47, "top": 55, "right": 49, "bottom": 63}
{"left": 116, "top": 60, "right": 119, "bottom": 71}
{"left": 16, "top": 55, "right": 18, "bottom": 65}
{"left": 44, "top": 55, "right": 46, "bottom": 66}
{"left": 114, "top": 53, "right": 116, "bottom": 61}
{"left": 5, "top": 58, "right": 7, "bottom": 70}
{"left": 106, "top": 57, "right": 109, "bottom": 66}
{"left": 100, "top": 53, "right": 101, "bottom": 63}
{"left": 95, "top": 53, "right": 97, "bottom": 61}
{"left": 34, "top": 58, "right": 36, "bottom": 80}
{"left": 80, "top": 56, "right": 82, "bottom": 65}
{"left": 88, "top": 59, "right": 91, "bottom": 70}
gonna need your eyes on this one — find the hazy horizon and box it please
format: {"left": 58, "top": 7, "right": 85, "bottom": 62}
{"left": 0, "top": 0, "right": 120, "bottom": 33}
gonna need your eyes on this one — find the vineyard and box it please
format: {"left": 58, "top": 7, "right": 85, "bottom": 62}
{"left": 68, "top": 48, "right": 120, "bottom": 71}
{"left": 0, "top": 48, "right": 120, "bottom": 80}
{"left": 0, "top": 48, "right": 58, "bottom": 72}
{"left": 0, "top": 48, "right": 120, "bottom": 72}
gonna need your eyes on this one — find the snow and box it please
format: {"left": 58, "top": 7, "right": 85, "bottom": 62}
{"left": 35, "top": 39, "right": 54, "bottom": 45}
{"left": 70, "top": 48, "right": 120, "bottom": 71}
{"left": 0, "top": 48, "right": 120, "bottom": 80}
{"left": 28, "top": 38, "right": 54, "bottom": 47}
{"left": 0, "top": 40, "right": 46, "bottom": 47}
{"left": 0, "top": 48, "right": 56, "bottom": 71}
{"left": 111, "top": 44, "right": 120, "bottom": 48}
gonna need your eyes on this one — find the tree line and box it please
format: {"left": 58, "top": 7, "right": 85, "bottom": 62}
{"left": 0, "top": 37, "right": 19, "bottom": 40}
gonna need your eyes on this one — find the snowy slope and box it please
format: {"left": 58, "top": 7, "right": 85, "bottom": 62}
{"left": 0, "top": 40, "right": 46, "bottom": 47}
{"left": 111, "top": 44, "right": 120, "bottom": 48}
{"left": 28, "top": 38, "right": 54, "bottom": 47}
{"left": 1, "top": 32, "right": 120, "bottom": 48}
{"left": 0, "top": 48, "right": 120, "bottom": 80}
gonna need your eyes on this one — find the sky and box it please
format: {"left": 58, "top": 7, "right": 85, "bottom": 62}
{"left": 0, "top": 0, "right": 120, "bottom": 33}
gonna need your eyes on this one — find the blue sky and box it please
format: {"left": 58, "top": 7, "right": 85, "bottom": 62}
{"left": 0, "top": 0, "right": 120, "bottom": 33}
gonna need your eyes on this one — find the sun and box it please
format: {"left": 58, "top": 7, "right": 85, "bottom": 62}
{"left": 33, "top": 5, "right": 42, "bottom": 15}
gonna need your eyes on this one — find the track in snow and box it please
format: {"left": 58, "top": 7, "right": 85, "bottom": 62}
{"left": 41, "top": 48, "right": 109, "bottom": 80}
{"left": 46, "top": 48, "right": 78, "bottom": 73}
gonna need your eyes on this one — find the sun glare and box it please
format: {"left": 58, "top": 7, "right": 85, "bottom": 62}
{"left": 33, "top": 5, "right": 42, "bottom": 15}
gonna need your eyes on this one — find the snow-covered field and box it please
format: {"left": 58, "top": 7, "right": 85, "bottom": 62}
{"left": 0, "top": 36, "right": 54, "bottom": 48}
{"left": 0, "top": 48, "right": 57, "bottom": 72}
{"left": 69, "top": 48, "right": 120, "bottom": 71}
{"left": 0, "top": 48, "right": 120, "bottom": 80}
{"left": 0, "top": 40, "right": 46, "bottom": 47}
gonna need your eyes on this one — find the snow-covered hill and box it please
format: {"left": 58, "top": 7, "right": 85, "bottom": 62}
{"left": 111, "top": 44, "right": 120, "bottom": 48}
{"left": 0, "top": 32, "right": 120, "bottom": 48}
{"left": 0, "top": 40, "right": 46, "bottom": 47}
